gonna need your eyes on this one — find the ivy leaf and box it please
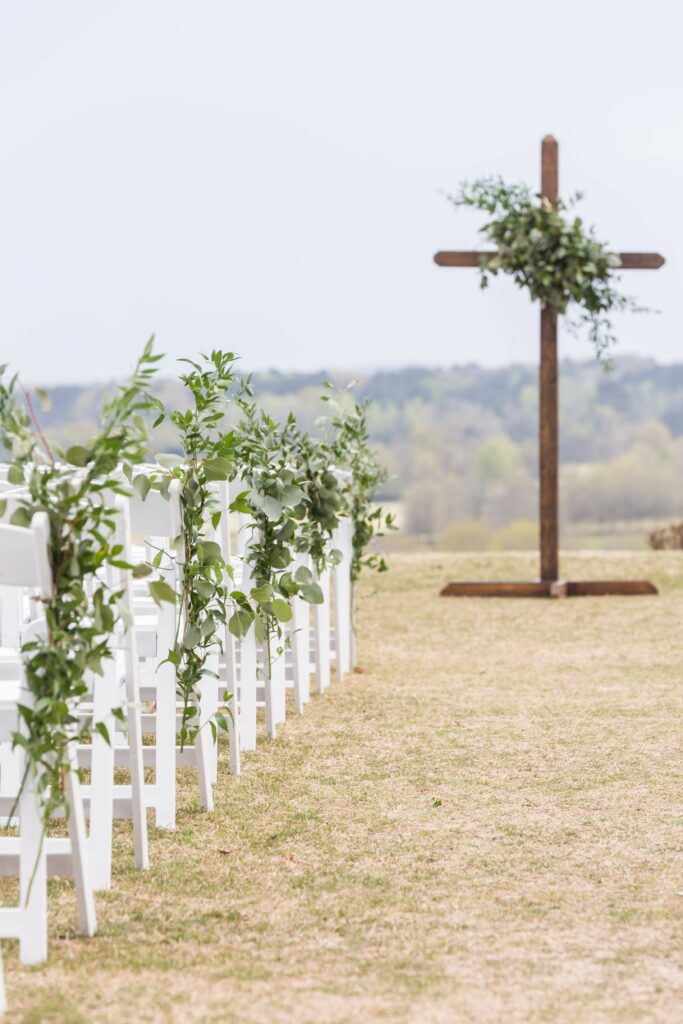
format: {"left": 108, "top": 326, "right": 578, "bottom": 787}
{"left": 251, "top": 583, "right": 273, "bottom": 603}
{"left": 9, "top": 507, "right": 31, "bottom": 528}
{"left": 7, "top": 464, "right": 24, "bottom": 485}
{"left": 229, "top": 491, "right": 251, "bottom": 515}
{"left": 200, "top": 616, "right": 216, "bottom": 637}
{"left": 183, "top": 625, "right": 202, "bottom": 649}
{"left": 194, "top": 578, "right": 215, "bottom": 599}
{"left": 148, "top": 579, "right": 177, "bottom": 605}
{"left": 271, "top": 598, "right": 293, "bottom": 623}
{"left": 133, "top": 474, "right": 151, "bottom": 500}
{"left": 215, "top": 711, "right": 231, "bottom": 733}
{"left": 254, "top": 615, "right": 266, "bottom": 644}
{"left": 94, "top": 721, "right": 111, "bottom": 744}
{"left": 65, "top": 445, "right": 91, "bottom": 467}
{"left": 132, "top": 563, "right": 153, "bottom": 578}
{"left": 281, "top": 484, "right": 305, "bottom": 507}
{"left": 300, "top": 582, "right": 324, "bottom": 604}
{"left": 251, "top": 492, "right": 283, "bottom": 521}
{"left": 228, "top": 609, "right": 253, "bottom": 638}
{"left": 203, "top": 456, "right": 232, "bottom": 481}
{"left": 270, "top": 547, "right": 291, "bottom": 569}
{"left": 198, "top": 540, "right": 222, "bottom": 564}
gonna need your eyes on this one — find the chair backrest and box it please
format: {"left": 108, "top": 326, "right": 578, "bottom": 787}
{"left": 0, "top": 512, "right": 52, "bottom": 598}
{"left": 129, "top": 479, "right": 182, "bottom": 541}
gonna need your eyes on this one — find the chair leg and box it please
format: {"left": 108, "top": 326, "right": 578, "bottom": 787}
{"left": 202, "top": 655, "right": 219, "bottom": 785}
{"left": 65, "top": 748, "right": 97, "bottom": 938}
{"left": 154, "top": 659, "right": 176, "bottom": 829}
{"left": 19, "top": 764, "right": 47, "bottom": 964}
{"left": 332, "top": 524, "right": 352, "bottom": 680}
{"left": 291, "top": 597, "right": 307, "bottom": 714}
{"left": 263, "top": 643, "right": 276, "bottom": 740}
{"left": 227, "top": 683, "right": 240, "bottom": 775}
{"left": 239, "top": 631, "right": 257, "bottom": 751}
{"left": 88, "top": 662, "right": 116, "bottom": 890}
{"left": 194, "top": 725, "right": 214, "bottom": 812}
{"left": 313, "top": 568, "right": 331, "bottom": 695}
{"left": 223, "top": 630, "right": 241, "bottom": 775}
{"left": 124, "top": 654, "right": 149, "bottom": 870}
{"left": 272, "top": 646, "right": 286, "bottom": 726}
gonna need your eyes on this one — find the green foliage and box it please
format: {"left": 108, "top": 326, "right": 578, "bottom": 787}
{"left": 0, "top": 340, "right": 162, "bottom": 825}
{"left": 447, "top": 176, "right": 647, "bottom": 362}
{"left": 324, "top": 383, "right": 396, "bottom": 582}
{"left": 150, "top": 351, "right": 240, "bottom": 747}
{"left": 281, "top": 414, "right": 343, "bottom": 573}
{"left": 0, "top": 342, "right": 394, "bottom": 821}
{"left": 230, "top": 397, "right": 314, "bottom": 668}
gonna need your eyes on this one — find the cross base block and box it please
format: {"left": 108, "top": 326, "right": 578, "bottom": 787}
{"left": 439, "top": 579, "right": 658, "bottom": 598}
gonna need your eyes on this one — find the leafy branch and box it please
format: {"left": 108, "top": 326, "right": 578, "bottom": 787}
{"left": 147, "top": 350, "right": 240, "bottom": 747}
{"left": 324, "top": 383, "right": 396, "bottom": 583}
{"left": 447, "top": 176, "right": 648, "bottom": 363}
{"left": 0, "top": 339, "right": 163, "bottom": 826}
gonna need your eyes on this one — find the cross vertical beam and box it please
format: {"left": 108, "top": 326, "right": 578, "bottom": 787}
{"left": 539, "top": 135, "right": 559, "bottom": 582}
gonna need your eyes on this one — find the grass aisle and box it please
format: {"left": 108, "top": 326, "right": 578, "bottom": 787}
{"left": 9, "top": 552, "right": 683, "bottom": 1023}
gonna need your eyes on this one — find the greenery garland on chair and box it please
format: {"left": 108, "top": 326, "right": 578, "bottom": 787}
{"left": 145, "top": 350, "right": 242, "bottom": 747}
{"left": 446, "top": 177, "right": 648, "bottom": 363}
{"left": 0, "top": 342, "right": 396, "bottom": 823}
{"left": 0, "top": 341, "right": 162, "bottom": 825}
{"left": 229, "top": 398, "right": 322, "bottom": 677}
{"left": 325, "top": 383, "right": 396, "bottom": 583}
{"left": 281, "top": 413, "right": 343, "bottom": 575}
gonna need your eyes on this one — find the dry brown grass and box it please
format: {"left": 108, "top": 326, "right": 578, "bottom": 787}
{"left": 5, "top": 551, "right": 683, "bottom": 1023}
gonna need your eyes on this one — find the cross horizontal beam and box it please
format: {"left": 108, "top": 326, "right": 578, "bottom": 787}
{"left": 434, "top": 251, "right": 665, "bottom": 269}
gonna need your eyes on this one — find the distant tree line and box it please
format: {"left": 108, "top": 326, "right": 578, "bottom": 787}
{"left": 31, "top": 356, "right": 683, "bottom": 544}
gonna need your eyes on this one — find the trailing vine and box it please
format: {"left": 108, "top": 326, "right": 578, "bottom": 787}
{"left": 147, "top": 351, "right": 241, "bottom": 747}
{"left": 281, "top": 414, "right": 343, "bottom": 574}
{"left": 229, "top": 399, "right": 322, "bottom": 675}
{"left": 0, "top": 341, "right": 162, "bottom": 825}
{"left": 446, "top": 177, "right": 648, "bottom": 362}
{"left": 324, "top": 383, "right": 396, "bottom": 583}
{"left": 0, "top": 339, "right": 395, "bottom": 824}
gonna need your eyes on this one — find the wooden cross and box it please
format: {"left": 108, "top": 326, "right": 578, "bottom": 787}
{"left": 436, "top": 135, "right": 665, "bottom": 598}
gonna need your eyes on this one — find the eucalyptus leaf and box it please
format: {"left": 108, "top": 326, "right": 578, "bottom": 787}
{"left": 65, "top": 445, "right": 91, "bottom": 467}
{"left": 271, "top": 598, "right": 293, "bottom": 623}
{"left": 148, "top": 579, "right": 178, "bottom": 605}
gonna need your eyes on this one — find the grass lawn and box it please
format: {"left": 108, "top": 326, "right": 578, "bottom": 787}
{"left": 6, "top": 551, "right": 683, "bottom": 1023}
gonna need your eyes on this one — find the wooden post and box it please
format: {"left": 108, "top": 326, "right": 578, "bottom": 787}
{"left": 539, "top": 135, "right": 559, "bottom": 582}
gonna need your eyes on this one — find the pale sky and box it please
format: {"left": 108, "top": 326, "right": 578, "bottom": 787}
{"left": 1, "top": 0, "right": 681, "bottom": 383}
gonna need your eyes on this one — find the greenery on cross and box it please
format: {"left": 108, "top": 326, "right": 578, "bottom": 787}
{"left": 447, "top": 177, "right": 648, "bottom": 363}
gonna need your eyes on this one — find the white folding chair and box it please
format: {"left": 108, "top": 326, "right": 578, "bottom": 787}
{"left": 0, "top": 485, "right": 147, "bottom": 890}
{"left": 116, "top": 482, "right": 213, "bottom": 821}
{"left": 0, "top": 512, "right": 96, "bottom": 997}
